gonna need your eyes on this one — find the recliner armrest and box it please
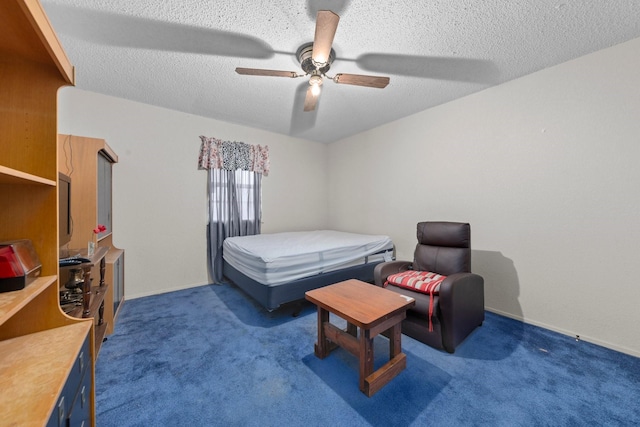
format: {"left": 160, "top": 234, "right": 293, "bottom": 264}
{"left": 373, "top": 260, "right": 412, "bottom": 286}
{"left": 439, "top": 272, "right": 484, "bottom": 312}
{"left": 438, "top": 272, "right": 485, "bottom": 353}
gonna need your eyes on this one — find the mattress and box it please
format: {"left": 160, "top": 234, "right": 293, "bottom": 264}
{"left": 223, "top": 230, "right": 394, "bottom": 286}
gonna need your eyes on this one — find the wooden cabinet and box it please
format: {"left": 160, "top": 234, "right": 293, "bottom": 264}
{"left": 105, "top": 247, "right": 125, "bottom": 334}
{"left": 60, "top": 246, "right": 110, "bottom": 352}
{"left": 58, "top": 134, "right": 125, "bottom": 339}
{"left": 98, "top": 152, "right": 113, "bottom": 235}
{"left": 0, "top": 1, "right": 96, "bottom": 425}
{"left": 58, "top": 134, "right": 118, "bottom": 247}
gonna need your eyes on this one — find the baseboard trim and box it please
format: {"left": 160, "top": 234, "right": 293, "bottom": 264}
{"left": 485, "top": 307, "right": 640, "bottom": 358}
{"left": 126, "top": 282, "right": 212, "bottom": 301}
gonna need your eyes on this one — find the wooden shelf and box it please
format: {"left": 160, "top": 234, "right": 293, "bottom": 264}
{"left": 63, "top": 284, "right": 107, "bottom": 317}
{"left": 0, "top": 165, "right": 57, "bottom": 186}
{"left": 0, "top": 276, "right": 56, "bottom": 325}
{"left": 104, "top": 247, "right": 123, "bottom": 264}
{"left": 65, "top": 246, "right": 109, "bottom": 267}
{"left": 0, "top": 321, "right": 91, "bottom": 425}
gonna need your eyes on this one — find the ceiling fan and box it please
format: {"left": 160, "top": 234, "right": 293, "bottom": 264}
{"left": 235, "top": 10, "right": 390, "bottom": 112}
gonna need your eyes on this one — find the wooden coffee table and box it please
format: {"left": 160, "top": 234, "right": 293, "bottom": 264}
{"left": 305, "top": 279, "right": 415, "bottom": 397}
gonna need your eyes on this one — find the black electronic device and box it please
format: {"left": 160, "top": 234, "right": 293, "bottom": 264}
{"left": 59, "top": 256, "right": 91, "bottom": 267}
{"left": 59, "top": 259, "right": 82, "bottom": 267}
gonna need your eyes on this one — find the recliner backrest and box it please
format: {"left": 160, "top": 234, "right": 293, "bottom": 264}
{"left": 413, "top": 221, "right": 471, "bottom": 276}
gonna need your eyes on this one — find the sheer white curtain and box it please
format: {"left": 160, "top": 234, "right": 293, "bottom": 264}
{"left": 198, "top": 136, "right": 269, "bottom": 282}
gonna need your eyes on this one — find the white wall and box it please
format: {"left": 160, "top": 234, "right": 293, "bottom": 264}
{"left": 327, "top": 37, "right": 640, "bottom": 356}
{"left": 58, "top": 37, "right": 640, "bottom": 357}
{"left": 57, "top": 89, "right": 328, "bottom": 299}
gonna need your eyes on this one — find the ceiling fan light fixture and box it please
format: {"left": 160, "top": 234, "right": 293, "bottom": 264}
{"left": 309, "top": 74, "right": 323, "bottom": 86}
{"left": 309, "top": 73, "right": 323, "bottom": 96}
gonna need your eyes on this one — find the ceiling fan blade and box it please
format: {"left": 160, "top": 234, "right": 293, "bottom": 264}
{"left": 303, "top": 86, "right": 320, "bottom": 112}
{"left": 235, "top": 68, "right": 299, "bottom": 78}
{"left": 312, "top": 10, "right": 340, "bottom": 64}
{"left": 334, "top": 73, "right": 390, "bottom": 88}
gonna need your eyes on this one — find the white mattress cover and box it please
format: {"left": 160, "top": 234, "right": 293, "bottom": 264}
{"left": 223, "top": 230, "right": 393, "bottom": 286}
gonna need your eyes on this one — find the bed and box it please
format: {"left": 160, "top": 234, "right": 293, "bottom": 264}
{"left": 222, "top": 230, "right": 394, "bottom": 311}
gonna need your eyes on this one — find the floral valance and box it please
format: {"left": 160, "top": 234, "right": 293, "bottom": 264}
{"left": 198, "top": 136, "right": 269, "bottom": 176}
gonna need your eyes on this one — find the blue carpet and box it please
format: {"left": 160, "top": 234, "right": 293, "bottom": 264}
{"left": 95, "top": 283, "right": 640, "bottom": 426}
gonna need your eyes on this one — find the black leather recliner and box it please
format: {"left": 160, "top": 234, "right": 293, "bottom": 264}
{"left": 374, "top": 221, "right": 484, "bottom": 353}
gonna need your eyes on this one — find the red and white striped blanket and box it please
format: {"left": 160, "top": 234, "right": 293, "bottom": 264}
{"left": 384, "top": 270, "right": 447, "bottom": 331}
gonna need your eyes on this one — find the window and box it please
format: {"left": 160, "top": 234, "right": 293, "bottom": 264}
{"left": 209, "top": 168, "right": 260, "bottom": 223}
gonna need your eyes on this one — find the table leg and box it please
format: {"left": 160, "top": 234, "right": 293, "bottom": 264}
{"left": 389, "top": 321, "right": 402, "bottom": 358}
{"left": 359, "top": 329, "right": 374, "bottom": 393}
{"left": 363, "top": 318, "right": 407, "bottom": 397}
{"left": 314, "top": 307, "right": 330, "bottom": 359}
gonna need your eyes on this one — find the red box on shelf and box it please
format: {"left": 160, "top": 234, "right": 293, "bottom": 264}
{"left": 0, "top": 239, "right": 42, "bottom": 292}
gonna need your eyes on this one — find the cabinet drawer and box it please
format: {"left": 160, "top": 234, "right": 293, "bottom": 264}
{"left": 47, "top": 334, "right": 91, "bottom": 427}
{"left": 68, "top": 367, "right": 92, "bottom": 427}
{"left": 73, "top": 335, "right": 90, "bottom": 379}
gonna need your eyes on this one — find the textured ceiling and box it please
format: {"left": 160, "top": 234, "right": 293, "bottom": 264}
{"left": 41, "top": 0, "right": 640, "bottom": 143}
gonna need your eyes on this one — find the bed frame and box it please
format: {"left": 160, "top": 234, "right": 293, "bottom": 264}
{"left": 223, "top": 260, "right": 384, "bottom": 311}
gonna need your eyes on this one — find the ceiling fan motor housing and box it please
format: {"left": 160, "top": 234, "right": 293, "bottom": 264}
{"left": 296, "top": 42, "right": 335, "bottom": 75}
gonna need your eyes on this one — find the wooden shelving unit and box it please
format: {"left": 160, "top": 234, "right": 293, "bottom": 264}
{"left": 0, "top": 1, "right": 96, "bottom": 425}
{"left": 58, "top": 134, "right": 126, "bottom": 342}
